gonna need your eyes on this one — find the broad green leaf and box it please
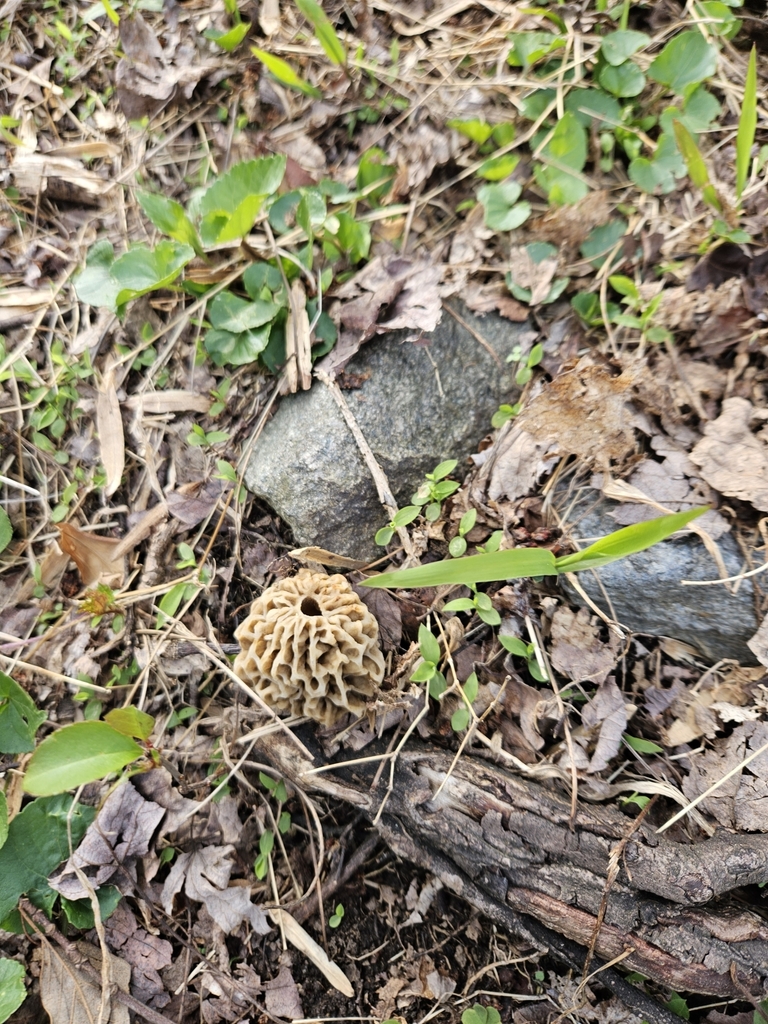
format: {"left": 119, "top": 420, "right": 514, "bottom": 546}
{"left": 534, "top": 166, "right": 588, "bottom": 205}
{"left": 0, "top": 959, "right": 26, "bottom": 1024}
{"left": 598, "top": 62, "right": 645, "bottom": 98}
{"left": 659, "top": 85, "right": 721, "bottom": 136}
{"left": 476, "top": 154, "right": 519, "bottom": 181}
{"left": 477, "top": 182, "right": 530, "bottom": 231}
{"left": 600, "top": 30, "right": 650, "bottom": 66}
{"left": 418, "top": 625, "right": 441, "bottom": 666}
{"left": 520, "top": 88, "right": 556, "bottom": 121}
{"left": 332, "top": 212, "right": 370, "bottom": 262}
{"left": 243, "top": 262, "right": 283, "bottom": 298}
{"left": 357, "top": 147, "right": 395, "bottom": 204}
{"left": 673, "top": 120, "right": 720, "bottom": 210}
{"left": 538, "top": 112, "right": 586, "bottom": 171}
{"left": 204, "top": 325, "right": 271, "bottom": 366}
{"left": 74, "top": 240, "right": 121, "bottom": 312}
{"left": 628, "top": 133, "right": 685, "bottom": 194}
{"left": 392, "top": 505, "right": 420, "bottom": 528}
{"left": 432, "top": 460, "right": 457, "bottom": 480}
{"left": 199, "top": 155, "right": 287, "bottom": 246}
{"left": 463, "top": 672, "right": 479, "bottom": 703}
{"left": 507, "top": 31, "right": 565, "bottom": 67}
{"left": 451, "top": 707, "right": 470, "bottom": 732}
{"left": 555, "top": 507, "right": 707, "bottom": 573}
{"left": 295, "top": 0, "right": 346, "bottom": 64}
{"left": 564, "top": 88, "right": 622, "bottom": 128}
{"left": 0, "top": 794, "right": 94, "bottom": 922}
{"left": 499, "top": 635, "right": 529, "bottom": 657}
{"left": 443, "top": 598, "right": 477, "bottom": 612}
{"left": 23, "top": 722, "right": 142, "bottom": 796}
{"left": 0, "top": 672, "right": 47, "bottom": 754}
{"left": 60, "top": 884, "right": 122, "bottom": 930}
{"left": 111, "top": 241, "right": 194, "bottom": 309}
{"left": 209, "top": 291, "right": 279, "bottom": 332}
{"left": 736, "top": 46, "right": 757, "bottom": 198}
{"left": 138, "top": 192, "right": 202, "bottom": 253}
{"left": 647, "top": 31, "right": 718, "bottom": 95}
{"left": 296, "top": 189, "right": 326, "bottom": 239}
{"left": 580, "top": 218, "right": 627, "bottom": 269}
{"left": 205, "top": 20, "right": 250, "bottom": 51}
{"left": 361, "top": 547, "right": 558, "bottom": 589}
{"left": 251, "top": 47, "right": 321, "bottom": 97}
{"left": 104, "top": 706, "right": 154, "bottom": 740}
{"left": 447, "top": 119, "right": 494, "bottom": 145}
{"left": 0, "top": 509, "right": 11, "bottom": 555}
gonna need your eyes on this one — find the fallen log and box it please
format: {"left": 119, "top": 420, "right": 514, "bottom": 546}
{"left": 256, "top": 730, "right": 768, "bottom": 1020}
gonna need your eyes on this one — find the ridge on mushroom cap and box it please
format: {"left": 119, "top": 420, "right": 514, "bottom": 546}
{"left": 233, "top": 569, "right": 385, "bottom": 726}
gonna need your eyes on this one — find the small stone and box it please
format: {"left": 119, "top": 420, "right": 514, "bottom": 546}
{"left": 244, "top": 303, "right": 529, "bottom": 559}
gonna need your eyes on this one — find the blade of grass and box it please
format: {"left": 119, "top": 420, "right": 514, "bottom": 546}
{"left": 555, "top": 506, "right": 708, "bottom": 573}
{"left": 360, "top": 547, "right": 557, "bottom": 589}
{"left": 251, "top": 48, "right": 322, "bottom": 98}
{"left": 295, "top": 0, "right": 346, "bottom": 65}
{"left": 736, "top": 45, "right": 757, "bottom": 200}
{"left": 673, "top": 120, "right": 721, "bottom": 212}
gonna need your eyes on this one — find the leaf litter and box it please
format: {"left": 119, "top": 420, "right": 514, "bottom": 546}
{"left": 2, "top": 0, "right": 768, "bottom": 1019}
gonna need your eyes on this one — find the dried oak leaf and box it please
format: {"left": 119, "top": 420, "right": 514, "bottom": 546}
{"left": 550, "top": 606, "right": 618, "bottom": 685}
{"left": 105, "top": 902, "right": 173, "bottom": 1009}
{"left": 690, "top": 398, "right": 768, "bottom": 511}
{"left": 234, "top": 569, "right": 385, "bottom": 725}
{"left": 681, "top": 722, "right": 768, "bottom": 831}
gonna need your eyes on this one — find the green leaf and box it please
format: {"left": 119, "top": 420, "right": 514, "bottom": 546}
{"left": 443, "top": 598, "right": 478, "bottom": 613}
{"left": 431, "top": 459, "right": 458, "bottom": 480}
{"left": 74, "top": 240, "right": 121, "bottom": 312}
{"left": 209, "top": 291, "right": 279, "bottom": 332}
{"left": 459, "top": 508, "right": 477, "bottom": 535}
{"left": 0, "top": 672, "right": 47, "bottom": 754}
{"left": 0, "top": 509, "right": 11, "bottom": 555}
{"left": 665, "top": 993, "right": 690, "bottom": 1021}
{"left": 449, "top": 536, "right": 467, "bottom": 558}
{"left": 418, "top": 625, "right": 440, "bottom": 666}
{"left": 0, "top": 959, "right": 26, "bottom": 1024}
{"left": 598, "top": 61, "right": 645, "bottom": 98}
{"left": 564, "top": 88, "right": 622, "bottom": 128}
{"left": 357, "top": 147, "right": 395, "bottom": 204}
{"left": 451, "top": 707, "right": 470, "bottom": 732}
{"left": 0, "top": 793, "right": 6, "bottom": 853}
{"left": 375, "top": 527, "right": 394, "bottom": 546}
{"left": 555, "top": 507, "right": 708, "bottom": 573}
{"left": 60, "top": 884, "right": 122, "bottom": 929}
{"left": 507, "top": 31, "right": 565, "bottom": 67}
{"left": 199, "top": 155, "right": 287, "bottom": 246}
{"left": 104, "top": 707, "right": 155, "bottom": 741}
{"left": 0, "top": 794, "right": 94, "bottom": 922}
{"left": 243, "top": 261, "right": 283, "bottom": 298}
{"left": 608, "top": 275, "right": 639, "bottom": 300}
{"left": 361, "top": 547, "right": 558, "bottom": 589}
{"left": 538, "top": 111, "right": 586, "bottom": 171}
{"left": 499, "top": 635, "right": 529, "bottom": 658}
{"left": 447, "top": 119, "right": 494, "bottom": 145}
{"left": 580, "top": 218, "right": 627, "bottom": 269}
{"left": 647, "top": 31, "right": 718, "bottom": 95}
{"left": 205, "top": 20, "right": 250, "bottom": 51}
{"left": 392, "top": 505, "right": 421, "bottom": 528}
{"left": 332, "top": 212, "right": 371, "bottom": 262}
{"left": 600, "top": 30, "right": 650, "bottom": 66}
{"left": 111, "top": 241, "right": 194, "bottom": 309}
{"left": 251, "top": 47, "right": 321, "bottom": 97}
{"left": 411, "top": 662, "right": 437, "bottom": 683}
{"left": 138, "top": 192, "right": 203, "bottom": 253}
{"left": 204, "top": 325, "right": 271, "bottom": 366}
{"left": 296, "top": 189, "right": 326, "bottom": 239}
{"left": 428, "top": 672, "right": 447, "bottom": 699}
{"left": 476, "top": 154, "right": 519, "bottom": 181}
{"left": 659, "top": 85, "right": 721, "bottom": 136}
{"left": 624, "top": 734, "right": 663, "bottom": 754}
{"left": 736, "top": 46, "right": 757, "bottom": 199}
{"left": 295, "top": 0, "right": 346, "bottom": 64}
{"left": 477, "top": 182, "right": 530, "bottom": 231}
{"left": 24, "top": 724, "right": 142, "bottom": 796}
{"left": 463, "top": 672, "right": 479, "bottom": 703}
{"left": 673, "top": 120, "right": 714, "bottom": 194}
{"left": 628, "top": 132, "right": 686, "bottom": 194}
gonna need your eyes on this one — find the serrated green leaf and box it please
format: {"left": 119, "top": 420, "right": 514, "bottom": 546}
{"left": 138, "top": 192, "right": 202, "bottom": 253}
{"left": 418, "top": 625, "right": 441, "bottom": 666}
{"left": 0, "top": 672, "right": 47, "bottom": 754}
{"left": 647, "top": 31, "right": 718, "bottom": 95}
{"left": 555, "top": 507, "right": 708, "bottom": 573}
{"left": 0, "top": 794, "right": 94, "bottom": 922}
{"left": 600, "top": 30, "right": 650, "bottom": 66}
{"left": 361, "top": 547, "right": 557, "bottom": 589}
{"left": 251, "top": 47, "right": 322, "bottom": 97}
{"left": 736, "top": 46, "right": 757, "bottom": 199}
{"left": 295, "top": 0, "right": 345, "bottom": 64}
{"left": 0, "top": 958, "right": 26, "bottom": 1024}
{"left": 23, "top": 723, "right": 142, "bottom": 796}
{"left": 104, "top": 706, "right": 155, "bottom": 741}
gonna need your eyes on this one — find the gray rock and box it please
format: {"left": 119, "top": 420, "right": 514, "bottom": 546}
{"left": 561, "top": 494, "right": 758, "bottom": 664}
{"left": 244, "top": 303, "right": 529, "bottom": 559}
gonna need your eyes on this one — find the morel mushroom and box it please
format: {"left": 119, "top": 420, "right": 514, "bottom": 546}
{"left": 233, "top": 569, "right": 386, "bottom": 726}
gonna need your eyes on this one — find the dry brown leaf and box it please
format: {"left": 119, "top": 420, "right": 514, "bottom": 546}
{"left": 531, "top": 190, "right": 611, "bottom": 250}
{"left": 57, "top": 523, "right": 125, "bottom": 587}
{"left": 166, "top": 478, "right": 225, "bottom": 527}
{"left": 96, "top": 366, "right": 124, "bottom": 498}
{"left": 104, "top": 903, "right": 173, "bottom": 1009}
{"left": 268, "top": 908, "right": 355, "bottom": 997}
{"left": 40, "top": 941, "right": 130, "bottom": 1024}
{"left": 550, "top": 606, "right": 618, "bottom": 684}
{"left": 473, "top": 422, "right": 559, "bottom": 504}
{"left": 125, "top": 390, "right": 212, "bottom": 415}
{"left": 581, "top": 677, "right": 628, "bottom": 774}
{"left": 690, "top": 398, "right": 768, "bottom": 511}
{"left": 507, "top": 245, "right": 558, "bottom": 305}
{"left": 258, "top": 0, "right": 281, "bottom": 35}
{"left": 0, "top": 284, "right": 55, "bottom": 327}
{"left": 265, "top": 964, "right": 304, "bottom": 1020}
{"left": 681, "top": 722, "right": 768, "bottom": 831}
{"left": 748, "top": 614, "right": 768, "bottom": 668}
{"left": 11, "top": 151, "right": 111, "bottom": 204}
{"left": 281, "top": 279, "right": 312, "bottom": 394}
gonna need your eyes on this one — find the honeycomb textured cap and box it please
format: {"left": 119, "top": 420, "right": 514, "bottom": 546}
{"left": 233, "top": 569, "right": 385, "bottom": 726}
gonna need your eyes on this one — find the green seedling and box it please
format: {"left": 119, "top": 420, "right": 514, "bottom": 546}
{"left": 251, "top": 48, "right": 321, "bottom": 97}
{"left": 506, "top": 341, "right": 544, "bottom": 386}
{"left": 443, "top": 584, "right": 501, "bottom": 627}
{"left": 491, "top": 402, "right": 522, "bottom": 428}
{"left": 475, "top": 530, "right": 503, "bottom": 555}
{"left": 412, "top": 460, "right": 460, "bottom": 522}
{"left": 253, "top": 829, "right": 274, "bottom": 880}
{"left": 375, "top": 505, "right": 421, "bottom": 546}
{"left": 208, "top": 378, "right": 231, "bottom": 417}
{"left": 499, "top": 634, "right": 547, "bottom": 682}
{"left": 736, "top": 46, "right": 757, "bottom": 201}
{"left": 609, "top": 275, "right": 672, "bottom": 345}
{"left": 449, "top": 508, "right": 477, "bottom": 557}
{"left": 175, "top": 543, "right": 197, "bottom": 569}
{"left": 462, "top": 1005, "right": 501, "bottom": 1024}
{"left": 362, "top": 506, "right": 706, "bottom": 589}
{"left": 672, "top": 120, "right": 721, "bottom": 212}
{"left": 619, "top": 792, "right": 651, "bottom": 811}
{"left": 295, "top": 0, "right": 346, "bottom": 66}
{"left": 411, "top": 624, "right": 447, "bottom": 698}
{"left": 187, "top": 424, "right": 230, "bottom": 447}
{"left": 450, "top": 671, "right": 478, "bottom": 733}
{"left": 328, "top": 903, "right": 345, "bottom": 928}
